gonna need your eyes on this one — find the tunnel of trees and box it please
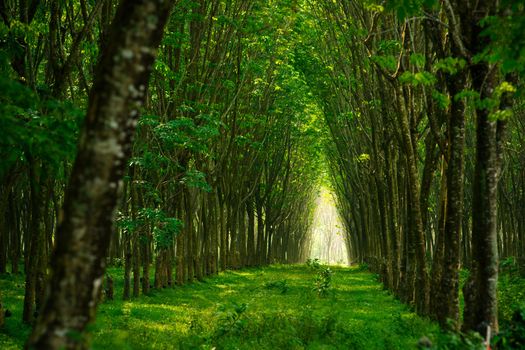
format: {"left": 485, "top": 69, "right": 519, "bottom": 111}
{"left": 1, "top": 0, "right": 525, "bottom": 349}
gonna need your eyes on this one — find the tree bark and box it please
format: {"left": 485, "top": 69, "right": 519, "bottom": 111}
{"left": 394, "top": 85, "right": 429, "bottom": 315}
{"left": 23, "top": 156, "right": 42, "bottom": 324}
{"left": 444, "top": 0, "right": 504, "bottom": 335}
{"left": 437, "top": 70, "right": 467, "bottom": 329}
{"left": 246, "top": 200, "right": 255, "bottom": 266}
{"left": 26, "top": 1, "right": 174, "bottom": 348}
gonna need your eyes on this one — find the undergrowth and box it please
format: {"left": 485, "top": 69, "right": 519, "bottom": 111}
{"left": 0, "top": 264, "right": 454, "bottom": 349}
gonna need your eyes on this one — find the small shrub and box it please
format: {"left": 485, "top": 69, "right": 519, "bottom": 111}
{"left": 494, "top": 306, "right": 525, "bottom": 349}
{"left": 306, "top": 258, "right": 321, "bottom": 269}
{"left": 500, "top": 257, "right": 518, "bottom": 274}
{"left": 429, "top": 330, "right": 484, "bottom": 350}
{"left": 213, "top": 302, "right": 248, "bottom": 338}
{"left": 498, "top": 269, "right": 525, "bottom": 322}
{"left": 355, "top": 263, "right": 369, "bottom": 272}
{"left": 264, "top": 279, "right": 289, "bottom": 294}
{"left": 314, "top": 267, "right": 333, "bottom": 297}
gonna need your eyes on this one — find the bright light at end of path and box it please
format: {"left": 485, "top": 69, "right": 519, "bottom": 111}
{"left": 309, "top": 187, "right": 349, "bottom": 265}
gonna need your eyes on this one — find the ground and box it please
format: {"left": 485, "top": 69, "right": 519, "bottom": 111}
{"left": 1, "top": 265, "right": 440, "bottom": 349}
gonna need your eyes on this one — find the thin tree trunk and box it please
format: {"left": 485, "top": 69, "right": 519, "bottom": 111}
{"left": 132, "top": 233, "right": 141, "bottom": 297}
{"left": 0, "top": 290, "right": 4, "bottom": 328}
{"left": 437, "top": 70, "right": 467, "bottom": 329}
{"left": 246, "top": 200, "right": 255, "bottom": 266}
{"left": 123, "top": 232, "right": 131, "bottom": 300}
{"left": 23, "top": 157, "right": 42, "bottom": 324}
{"left": 395, "top": 85, "right": 429, "bottom": 314}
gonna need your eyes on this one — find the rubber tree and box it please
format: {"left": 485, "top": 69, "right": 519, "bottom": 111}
{"left": 442, "top": 0, "right": 506, "bottom": 335}
{"left": 26, "top": 0, "right": 175, "bottom": 348}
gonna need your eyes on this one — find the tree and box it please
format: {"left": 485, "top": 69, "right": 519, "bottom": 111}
{"left": 442, "top": 0, "right": 507, "bottom": 334}
{"left": 26, "top": 0, "right": 175, "bottom": 348}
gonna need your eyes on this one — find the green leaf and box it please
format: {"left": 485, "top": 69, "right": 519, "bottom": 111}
{"left": 432, "top": 90, "right": 450, "bottom": 110}
{"left": 181, "top": 169, "right": 212, "bottom": 192}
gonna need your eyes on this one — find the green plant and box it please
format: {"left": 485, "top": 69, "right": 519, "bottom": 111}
{"left": 214, "top": 302, "right": 248, "bottom": 338}
{"left": 500, "top": 256, "right": 519, "bottom": 274}
{"left": 263, "top": 279, "right": 289, "bottom": 294}
{"left": 356, "top": 263, "right": 369, "bottom": 272}
{"left": 498, "top": 268, "right": 525, "bottom": 322}
{"left": 429, "top": 330, "right": 484, "bottom": 350}
{"left": 306, "top": 258, "right": 321, "bottom": 269}
{"left": 494, "top": 306, "right": 525, "bottom": 349}
{"left": 314, "top": 267, "right": 333, "bottom": 297}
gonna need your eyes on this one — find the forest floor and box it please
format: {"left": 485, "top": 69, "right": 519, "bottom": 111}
{"left": 1, "top": 265, "right": 443, "bottom": 349}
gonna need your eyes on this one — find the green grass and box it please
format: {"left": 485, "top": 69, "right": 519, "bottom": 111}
{"left": 0, "top": 272, "right": 29, "bottom": 350}
{"left": 1, "top": 265, "right": 442, "bottom": 349}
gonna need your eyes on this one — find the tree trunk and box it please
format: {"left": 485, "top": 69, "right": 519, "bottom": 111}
{"left": 176, "top": 228, "right": 185, "bottom": 285}
{"left": 0, "top": 290, "right": 4, "bottom": 328}
{"left": 10, "top": 191, "right": 21, "bottom": 274}
{"left": 184, "top": 190, "right": 194, "bottom": 282}
{"left": 23, "top": 157, "right": 42, "bottom": 324}
{"left": 462, "top": 101, "right": 503, "bottom": 335}
{"left": 246, "top": 200, "right": 255, "bottom": 266}
{"left": 132, "top": 234, "right": 141, "bottom": 297}
{"left": 395, "top": 85, "right": 429, "bottom": 315}
{"left": 437, "top": 70, "right": 467, "bottom": 329}
{"left": 142, "top": 232, "right": 151, "bottom": 295}
{"left": 123, "top": 231, "right": 131, "bottom": 300}
{"left": 447, "top": 0, "right": 504, "bottom": 335}
{"left": 255, "top": 190, "right": 265, "bottom": 266}
{"left": 26, "top": 1, "right": 174, "bottom": 348}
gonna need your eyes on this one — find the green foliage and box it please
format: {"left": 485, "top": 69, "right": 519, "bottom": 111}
{"left": 498, "top": 258, "right": 525, "bottom": 323}
{"left": 357, "top": 153, "right": 371, "bottom": 162}
{"left": 494, "top": 306, "right": 525, "bottom": 349}
{"left": 0, "top": 273, "right": 31, "bottom": 350}
{"left": 371, "top": 54, "right": 398, "bottom": 72}
{"left": 306, "top": 258, "right": 321, "bottom": 269}
{"left": 432, "top": 90, "right": 451, "bottom": 110}
{"left": 117, "top": 208, "right": 183, "bottom": 250}
{"left": 116, "top": 214, "right": 140, "bottom": 235}
{"left": 433, "top": 57, "right": 467, "bottom": 75}
{"left": 263, "top": 279, "right": 289, "bottom": 294}
{"left": 454, "top": 89, "right": 480, "bottom": 103}
{"left": 153, "top": 217, "right": 183, "bottom": 250}
{"left": 138, "top": 208, "right": 183, "bottom": 249}
{"left": 0, "top": 77, "right": 82, "bottom": 179}
{"left": 428, "top": 330, "right": 484, "bottom": 350}
{"left": 383, "top": 0, "right": 438, "bottom": 20}
{"left": 500, "top": 256, "right": 521, "bottom": 275}
{"left": 152, "top": 115, "right": 220, "bottom": 155}
{"left": 181, "top": 169, "right": 212, "bottom": 192}
{"left": 306, "top": 259, "right": 333, "bottom": 297}
{"left": 399, "top": 71, "right": 437, "bottom": 86}
{"left": 356, "top": 263, "right": 370, "bottom": 272}
{"left": 410, "top": 53, "right": 426, "bottom": 69}
{"left": 314, "top": 267, "right": 333, "bottom": 298}
{"left": 377, "top": 39, "right": 402, "bottom": 54}
{"left": 479, "top": 2, "right": 525, "bottom": 76}
{"left": 213, "top": 302, "right": 249, "bottom": 339}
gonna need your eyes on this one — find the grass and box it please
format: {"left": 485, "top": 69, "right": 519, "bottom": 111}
{"left": 0, "top": 265, "right": 442, "bottom": 349}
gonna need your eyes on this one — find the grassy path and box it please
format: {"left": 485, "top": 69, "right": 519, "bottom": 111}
{"left": 1, "top": 265, "right": 439, "bottom": 349}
